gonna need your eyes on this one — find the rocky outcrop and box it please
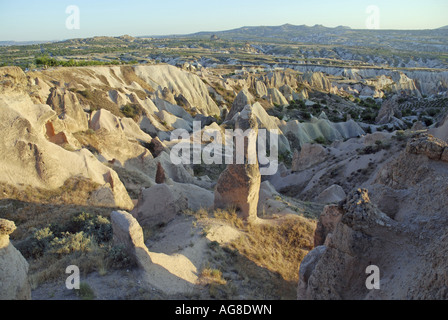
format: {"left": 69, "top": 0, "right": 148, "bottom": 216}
{"left": 267, "top": 87, "right": 288, "bottom": 106}
{"left": 255, "top": 81, "right": 268, "bottom": 98}
{"left": 214, "top": 106, "right": 261, "bottom": 222}
{"left": 0, "top": 66, "right": 30, "bottom": 94}
{"left": 406, "top": 133, "right": 448, "bottom": 162}
{"left": 280, "top": 118, "right": 365, "bottom": 148}
{"left": 297, "top": 246, "right": 327, "bottom": 300}
{"left": 132, "top": 184, "right": 188, "bottom": 227}
{"left": 292, "top": 143, "right": 328, "bottom": 172}
{"left": 111, "top": 210, "right": 206, "bottom": 295}
{"left": 313, "top": 205, "right": 344, "bottom": 247}
{"left": 132, "top": 182, "right": 214, "bottom": 227}
{"left": 226, "top": 89, "right": 254, "bottom": 121}
{"left": 263, "top": 71, "right": 298, "bottom": 90}
{"left": 390, "top": 72, "right": 421, "bottom": 98}
{"left": 148, "top": 136, "right": 169, "bottom": 157}
{"left": 232, "top": 102, "right": 291, "bottom": 154}
{"left": 297, "top": 189, "right": 396, "bottom": 300}
{"left": 375, "top": 97, "right": 399, "bottom": 124}
{"left": 0, "top": 89, "right": 133, "bottom": 210}
{"left": 155, "top": 162, "right": 166, "bottom": 184}
{"left": 430, "top": 113, "right": 448, "bottom": 142}
{"left": 315, "top": 185, "right": 346, "bottom": 204}
{"left": 302, "top": 72, "right": 334, "bottom": 92}
{"left": 111, "top": 210, "right": 148, "bottom": 267}
{"left": 298, "top": 138, "right": 448, "bottom": 300}
{"left": 46, "top": 87, "right": 89, "bottom": 133}
{"left": 134, "top": 64, "right": 220, "bottom": 116}
{"left": 0, "top": 219, "right": 31, "bottom": 300}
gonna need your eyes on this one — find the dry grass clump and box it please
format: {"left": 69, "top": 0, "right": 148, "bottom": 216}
{"left": 233, "top": 216, "right": 316, "bottom": 283}
{"left": 128, "top": 89, "right": 148, "bottom": 100}
{"left": 187, "top": 207, "right": 316, "bottom": 284}
{"left": 0, "top": 177, "right": 101, "bottom": 208}
{"left": 213, "top": 207, "right": 245, "bottom": 229}
{"left": 183, "top": 207, "right": 210, "bottom": 220}
{"left": 120, "top": 66, "right": 154, "bottom": 92}
{"left": 185, "top": 207, "right": 317, "bottom": 299}
{"left": 73, "top": 129, "right": 101, "bottom": 154}
{"left": 75, "top": 88, "right": 123, "bottom": 117}
{"left": 198, "top": 264, "right": 227, "bottom": 286}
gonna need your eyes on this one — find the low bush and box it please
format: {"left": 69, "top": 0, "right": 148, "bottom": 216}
{"left": 121, "top": 103, "right": 143, "bottom": 121}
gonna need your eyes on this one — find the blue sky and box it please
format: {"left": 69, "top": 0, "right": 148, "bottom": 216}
{"left": 0, "top": 0, "right": 447, "bottom": 41}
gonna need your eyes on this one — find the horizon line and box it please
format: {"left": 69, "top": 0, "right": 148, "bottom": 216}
{"left": 1, "top": 23, "right": 447, "bottom": 43}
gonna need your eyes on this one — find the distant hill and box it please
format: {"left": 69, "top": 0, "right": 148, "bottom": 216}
{"left": 182, "top": 24, "right": 448, "bottom": 53}
{"left": 437, "top": 25, "right": 448, "bottom": 30}
{"left": 0, "top": 40, "right": 53, "bottom": 46}
{"left": 191, "top": 23, "right": 346, "bottom": 40}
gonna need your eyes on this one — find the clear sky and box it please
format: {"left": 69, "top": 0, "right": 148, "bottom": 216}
{"left": 0, "top": 0, "right": 447, "bottom": 41}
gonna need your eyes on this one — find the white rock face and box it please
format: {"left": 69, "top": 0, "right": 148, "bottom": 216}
{"left": 302, "top": 72, "right": 333, "bottom": 92}
{"left": 226, "top": 89, "right": 254, "bottom": 121}
{"left": 0, "top": 86, "right": 133, "bottom": 210}
{"left": 315, "top": 185, "right": 347, "bottom": 204}
{"left": 46, "top": 87, "right": 89, "bottom": 133}
{"left": 152, "top": 96, "right": 194, "bottom": 123}
{"left": 268, "top": 87, "right": 289, "bottom": 106}
{"left": 255, "top": 81, "right": 268, "bottom": 98}
{"left": 430, "top": 114, "right": 448, "bottom": 142}
{"left": 0, "top": 219, "right": 31, "bottom": 300}
{"left": 132, "top": 182, "right": 214, "bottom": 226}
{"left": 281, "top": 118, "right": 365, "bottom": 148}
{"left": 111, "top": 210, "right": 205, "bottom": 295}
{"left": 134, "top": 64, "right": 220, "bottom": 116}
{"left": 157, "top": 109, "right": 192, "bottom": 131}
{"left": 111, "top": 210, "right": 146, "bottom": 258}
{"left": 132, "top": 184, "right": 187, "bottom": 227}
{"left": 295, "top": 65, "right": 447, "bottom": 96}
{"left": 292, "top": 143, "right": 329, "bottom": 172}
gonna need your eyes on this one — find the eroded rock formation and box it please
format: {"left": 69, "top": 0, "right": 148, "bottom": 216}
{"left": 0, "top": 219, "right": 31, "bottom": 300}
{"left": 214, "top": 106, "right": 261, "bottom": 222}
{"left": 298, "top": 133, "right": 448, "bottom": 300}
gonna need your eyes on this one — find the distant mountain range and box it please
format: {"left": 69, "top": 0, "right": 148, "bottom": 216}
{"left": 191, "top": 23, "right": 353, "bottom": 38}
{"left": 187, "top": 23, "right": 448, "bottom": 40}
{"left": 137, "top": 24, "right": 448, "bottom": 54}
{"left": 169, "top": 24, "right": 448, "bottom": 54}
{"left": 2, "top": 24, "right": 447, "bottom": 46}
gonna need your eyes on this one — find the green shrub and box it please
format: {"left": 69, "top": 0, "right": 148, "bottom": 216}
{"left": 427, "top": 109, "right": 438, "bottom": 117}
{"left": 18, "top": 212, "right": 112, "bottom": 259}
{"left": 108, "top": 244, "right": 136, "bottom": 269}
{"left": 120, "top": 103, "right": 142, "bottom": 120}
{"left": 77, "top": 282, "right": 95, "bottom": 300}
{"left": 77, "top": 90, "right": 93, "bottom": 100}
{"left": 313, "top": 136, "right": 327, "bottom": 145}
{"left": 278, "top": 151, "right": 293, "bottom": 166}
{"left": 422, "top": 117, "right": 434, "bottom": 127}
{"left": 67, "top": 212, "right": 112, "bottom": 244}
{"left": 70, "top": 212, "right": 112, "bottom": 244}
{"left": 16, "top": 227, "right": 55, "bottom": 258}
{"left": 302, "top": 112, "right": 311, "bottom": 120}
{"left": 49, "top": 232, "right": 92, "bottom": 256}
